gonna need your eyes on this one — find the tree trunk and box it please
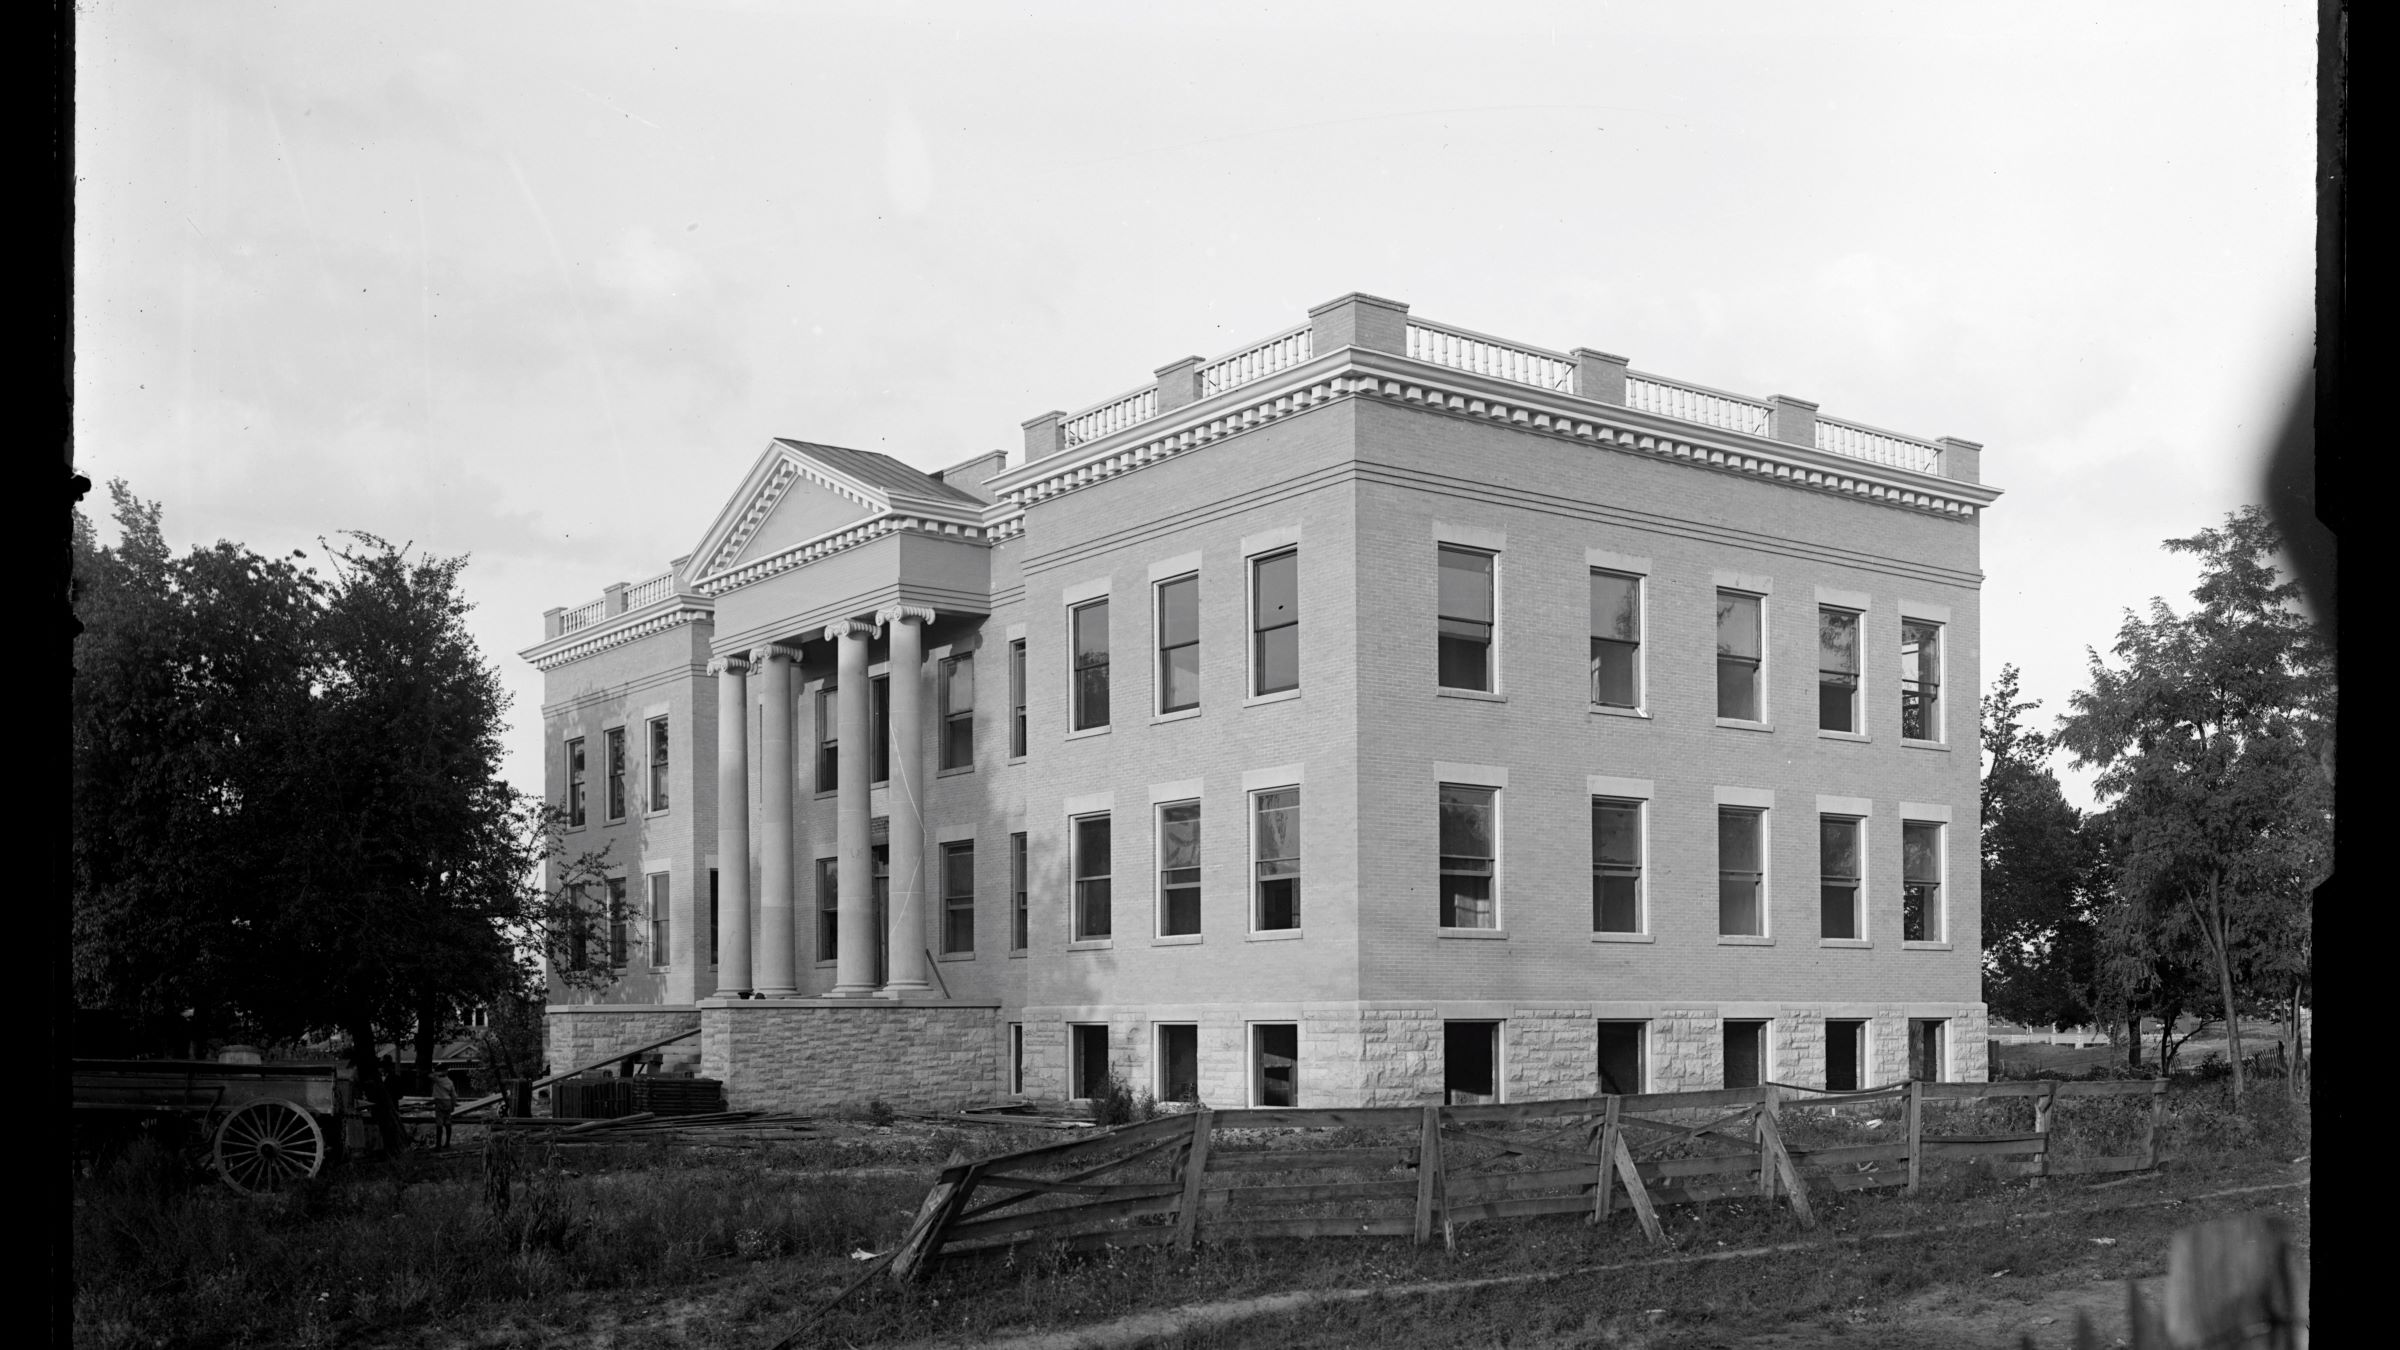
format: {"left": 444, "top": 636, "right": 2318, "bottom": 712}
{"left": 413, "top": 998, "right": 441, "bottom": 1096}
{"left": 346, "top": 1010, "right": 409, "bottom": 1156}
{"left": 2197, "top": 875, "right": 2246, "bottom": 1105}
{"left": 2126, "top": 1017, "right": 2143, "bottom": 1067}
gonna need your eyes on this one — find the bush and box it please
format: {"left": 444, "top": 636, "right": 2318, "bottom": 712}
{"left": 867, "top": 1098, "right": 897, "bottom": 1127}
{"left": 1087, "top": 1076, "right": 1139, "bottom": 1127}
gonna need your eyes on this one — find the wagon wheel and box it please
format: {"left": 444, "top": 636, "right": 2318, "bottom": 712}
{"left": 213, "top": 1099, "right": 327, "bottom": 1193}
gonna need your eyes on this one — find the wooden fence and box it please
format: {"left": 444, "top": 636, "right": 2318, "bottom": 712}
{"left": 886, "top": 1077, "right": 2172, "bottom": 1280}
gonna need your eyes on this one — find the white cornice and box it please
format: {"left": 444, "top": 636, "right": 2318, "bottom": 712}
{"left": 520, "top": 599, "right": 714, "bottom": 672}
{"left": 689, "top": 510, "right": 997, "bottom": 599}
{"left": 987, "top": 348, "right": 2002, "bottom": 521}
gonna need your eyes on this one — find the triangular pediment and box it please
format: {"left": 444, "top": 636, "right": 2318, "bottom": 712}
{"left": 728, "top": 475, "right": 874, "bottom": 567}
{"left": 687, "top": 439, "right": 986, "bottom": 587}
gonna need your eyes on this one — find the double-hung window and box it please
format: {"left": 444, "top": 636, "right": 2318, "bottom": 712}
{"left": 1009, "top": 832, "right": 1029, "bottom": 950}
{"left": 605, "top": 727, "right": 627, "bottom": 820}
{"left": 1438, "top": 784, "right": 1498, "bottom": 928}
{"left": 1071, "top": 600, "right": 1110, "bottom": 731}
{"left": 566, "top": 737, "right": 587, "bottom": 827}
{"left": 815, "top": 689, "right": 838, "bottom": 792}
{"left": 1252, "top": 549, "right": 1299, "bottom": 695}
{"left": 1072, "top": 814, "right": 1112, "bottom": 939}
{"left": 1901, "top": 620, "right": 1942, "bottom": 740}
{"left": 1589, "top": 571, "right": 1641, "bottom": 708}
{"left": 1819, "top": 608, "right": 1861, "bottom": 732}
{"left": 1437, "top": 546, "right": 1496, "bottom": 691}
{"left": 939, "top": 653, "right": 975, "bottom": 770}
{"left": 606, "top": 876, "right": 629, "bottom": 968}
{"left": 1008, "top": 640, "right": 1028, "bottom": 757}
{"left": 815, "top": 858, "right": 838, "bottom": 962}
{"left": 1158, "top": 801, "right": 1202, "bottom": 936}
{"left": 870, "top": 675, "right": 891, "bottom": 782}
{"left": 1717, "top": 807, "right": 1765, "bottom": 936}
{"left": 1591, "top": 798, "right": 1643, "bottom": 933}
{"left": 1253, "top": 788, "right": 1300, "bottom": 930}
{"left": 648, "top": 717, "right": 670, "bottom": 810}
{"left": 941, "top": 840, "right": 975, "bottom": 954}
{"left": 1156, "top": 575, "right": 1200, "bottom": 714}
{"left": 1903, "top": 821, "right": 1944, "bottom": 941}
{"left": 1716, "top": 591, "right": 1763, "bottom": 720}
{"left": 648, "top": 873, "right": 671, "bottom": 968}
{"left": 1819, "top": 816, "right": 1862, "bottom": 940}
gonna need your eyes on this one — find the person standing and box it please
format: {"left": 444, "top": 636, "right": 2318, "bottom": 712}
{"left": 431, "top": 1070, "right": 457, "bottom": 1149}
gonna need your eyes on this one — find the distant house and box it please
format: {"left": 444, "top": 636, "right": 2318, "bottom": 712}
{"left": 523, "top": 292, "right": 1997, "bottom": 1110}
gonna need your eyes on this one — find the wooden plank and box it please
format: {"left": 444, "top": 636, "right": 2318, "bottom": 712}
{"left": 1904, "top": 1080, "right": 1923, "bottom": 1195}
{"left": 1414, "top": 1101, "right": 1441, "bottom": 1245}
{"left": 2144, "top": 1078, "right": 2168, "bottom": 1170}
{"left": 953, "top": 1133, "right": 1192, "bottom": 1224}
{"left": 1618, "top": 1087, "right": 1769, "bottom": 1113}
{"left": 1438, "top": 1127, "right": 1597, "bottom": 1170}
{"left": 1440, "top": 1097, "right": 1611, "bottom": 1125}
{"left": 1175, "top": 1109, "right": 1212, "bottom": 1253}
{"left": 1443, "top": 1167, "right": 1598, "bottom": 1201}
{"left": 956, "top": 1110, "right": 1201, "bottom": 1175}
{"left": 2055, "top": 1078, "right": 2170, "bottom": 1099}
{"left": 2035, "top": 1080, "right": 2059, "bottom": 1180}
{"left": 1757, "top": 1084, "right": 1778, "bottom": 1202}
{"left": 1203, "top": 1147, "right": 1412, "bottom": 1173}
{"left": 972, "top": 1175, "right": 1185, "bottom": 1200}
{"left": 1636, "top": 1154, "right": 1761, "bottom": 1181}
{"left": 1923, "top": 1137, "right": 2049, "bottom": 1159}
{"left": 1209, "top": 1215, "right": 1419, "bottom": 1240}
{"left": 1756, "top": 1109, "right": 1815, "bottom": 1229}
{"left": 1763, "top": 1081, "right": 1907, "bottom": 1105}
{"left": 1592, "top": 1096, "right": 1619, "bottom": 1226}
{"left": 1207, "top": 1107, "right": 1419, "bottom": 1130}
{"left": 1610, "top": 1129, "right": 1664, "bottom": 1245}
{"left": 2045, "top": 1155, "right": 2152, "bottom": 1176}
{"left": 887, "top": 1152, "right": 976, "bottom": 1283}
{"left": 1919, "top": 1080, "right": 2056, "bottom": 1100}
{"left": 1626, "top": 1106, "right": 1764, "bottom": 1158}
{"left": 453, "top": 1027, "right": 701, "bottom": 1117}
{"left": 1210, "top": 1179, "right": 1422, "bottom": 1205}
{"left": 1791, "top": 1142, "right": 1913, "bottom": 1168}
{"left": 938, "top": 1192, "right": 1184, "bottom": 1246}
{"left": 1818, "top": 1169, "right": 1913, "bottom": 1193}
{"left": 1447, "top": 1193, "right": 1594, "bottom": 1226}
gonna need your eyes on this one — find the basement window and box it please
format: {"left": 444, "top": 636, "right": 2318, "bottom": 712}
{"left": 1444, "top": 1021, "right": 1501, "bottom": 1105}
{"left": 1908, "top": 1019, "right": 1947, "bottom": 1083}
{"left": 1071, "top": 1024, "right": 1110, "bottom": 1100}
{"left": 1723, "top": 1020, "right": 1766, "bottom": 1089}
{"left": 1157, "top": 1024, "right": 1199, "bottom": 1104}
{"left": 1597, "top": 1021, "right": 1646, "bottom": 1095}
{"left": 1252, "top": 1024, "right": 1299, "bottom": 1108}
{"left": 1826, "top": 1020, "right": 1865, "bottom": 1092}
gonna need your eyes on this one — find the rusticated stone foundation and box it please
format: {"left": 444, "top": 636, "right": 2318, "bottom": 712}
{"left": 698, "top": 998, "right": 1002, "bottom": 1113}
{"left": 544, "top": 1005, "right": 704, "bottom": 1078}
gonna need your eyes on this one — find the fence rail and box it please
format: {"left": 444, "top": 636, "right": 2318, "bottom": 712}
{"left": 1061, "top": 385, "right": 1160, "bottom": 449}
{"left": 558, "top": 599, "right": 607, "bottom": 634}
{"left": 624, "top": 571, "right": 676, "bottom": 608}
{"left": 1406, "top": 321, "right": 1575, "bottom": 392}
{"left": 1624, "top": 372, "right": 1773, "bottom": 436}
{"left": 1814, "top": 415, "right": 1943, "bottom": 473}
{"left": 886, "top": 1077, "right": 2171, "bottom": 1280}
{"left": 1199, "top": 324, "right": 1312, "bottom": 398}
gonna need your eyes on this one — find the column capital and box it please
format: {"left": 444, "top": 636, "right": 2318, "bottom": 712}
{"left": 875, "top": 604, "right": 937, "bottom": 628}
{"left": 747, "top": 644, "right": 798, "bottom": 667}
{"left": 823, "top": 618, "right": 879, "bottom": 643}
{"left": 707, "top": 654, "right": 751, "bottom": 678}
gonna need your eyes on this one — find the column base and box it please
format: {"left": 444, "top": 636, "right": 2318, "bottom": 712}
{"left": 826, "top": 982, "right": 882, "bottom": 998}
{"left": 878, "top": 981, "right": 934, "bottom": 999}
{"left": 751, "top": 986, "right": 800, "bottom": 999}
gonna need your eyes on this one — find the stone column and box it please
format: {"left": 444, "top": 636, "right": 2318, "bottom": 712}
{"left": 827, "top": 619, "right": 880, "bottom": 996}
{"left": 751, "top": 646, "right": 800, "bottom": 997}
{"left": 878, "top": 605, "right": 937, "bottom": 996}
{"left": 710, "top": 654, "right": 753, "bottom": 996}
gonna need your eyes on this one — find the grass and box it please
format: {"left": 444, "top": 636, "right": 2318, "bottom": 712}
{"left": 71, "top": 1083, "right": 2307, "bottom": 1349}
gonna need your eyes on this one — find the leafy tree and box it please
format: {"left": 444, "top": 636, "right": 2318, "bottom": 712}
{"left": 2058, "top": 506, "right": 2331, "bottom": 1103}
{"left": 1979, "top": 665, "right": 2098, "bottom": 1030}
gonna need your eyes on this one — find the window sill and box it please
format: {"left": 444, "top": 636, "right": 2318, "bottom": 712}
{"left": 813, "top": 959, "right": 837, "bottom": 968}
{"left": 1817, "top": 729, "right": 1870, "bottom": 743}
{"left": 644, "top": 807, "right": 671, "bottom": 819}
{"left": 1153, "top": 933, "right": 1204, "bottom": 946}
{"left": 938, "top": 764, "right": 977, "bottom": 780}
{"left": 1900, "top": 737, "right": 1949, "bottom": 752}
{"left": 812, "top": 789, "right": 837, "bottom": 801}
{"left": 1437, "top": 687, "right": 1506, "bottom": 703}
{"left": 937, "top": 951, "right": 976, "bottom": 963}
{"left": 649, "top": 965, "right": 671, "bottom": 973}
{"left": 1716, "top": 934, "right": 1775, "bottom": 946}
{"left": 1006, "top": 755, "right": 1027, "bottom": 766}
{"left": 1591, "top": 931, "right": 1654, "bottom": 944}
{"left": 1715, "top": 718, "right": 1773, "bottom": 732}
{"left": 1064, "top": 725, "right": 1111, "bottom": 742}
{"left": 1819, "top": 938, "right": 1873, "bottom": 949}
{"left": 1590, "top": 704, "right": 1649, "bottom": 720}
{"left": 1067, "top": 938, "right": 1114, "bottom": 951}
{"left": 1903, "top": 940, "right": 1954, "bottom": 951}
{"left": 1008, "top": 948, "right": 1028, "bottom": 959}
{"left": 1438, "top": 927, "right": 1508, "bottom": 940}
{"left": 1244, "top": 687, "right": 1302, "bottom": 708}
{"left": 1246, "top": 928, "right": 1304, "bottom": 942}
{"left": 1152, "top": 707, "right": 1202, "bottom": 725}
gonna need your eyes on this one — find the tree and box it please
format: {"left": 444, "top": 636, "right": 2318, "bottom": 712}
{"left": 2058, "top": 506, "right": 2331, "bottom": 1103}
{"left": 1979, "top": 666, "right": 2099, "bottom": 1031}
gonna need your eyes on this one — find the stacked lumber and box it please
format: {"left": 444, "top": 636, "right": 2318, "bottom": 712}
{"left": 632, "top": 1076, "right": 727, "bottom": 1116}
{"left": 490, "top": 1108, "right": 818, "bottom": 1146}
{"left": 553, "top": 1077, "right": 638, "bottom": 1120}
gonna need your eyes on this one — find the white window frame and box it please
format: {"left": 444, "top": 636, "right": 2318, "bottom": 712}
{"left": 1588, "top": 568, "right": 1645, "bottom": 713}
{"left": 646, "top": 715, "right": 671, "bottom": 812}
{"left": 1247, "top": 545, "right": 1301, "bottom": 701}
{"left": 1899, "top": 806, "right": 1951, "bottom": 946}
{"left": 1065, "top": 582, "right": 1113, "bottom": 736}
{"left": 1818, "top": 812, "right": 1867, "bottom": 943}
{"left": 1714, "top": 786, "right": 1775, "bottom": 942}
{"left": 1899, "top": 601, "right": 1950, "bottom": 745}
{"left": 1249, "top": 784, "right": 1303, "bottom": 935}
{"left": 1435, "top": 541, "right": 1502, "bottom": 696}
{"left": 1436, "top": 768, "right": 1505, "bottom": 933}
{"left": 1595, "top": 1019, "right": 1648, "bottom": 1094}
{"left": 1250, "top": 1021, "right": 1300, "bottom": 1108}
{"left": 1824, "top": 1017, "right": 1871, "bottom": 1092}
{"left": 1721, "top": 1017, "right": 1774, "bottom": 1090}
{"left": 1154, "top": 797, "right": 1203, "bottom": 940}
{"left": 1816, "top": 604, "right": 1865, "bottom": 735}
{"left": 1590, "top": 795, "right": 1648, "bottom": 938}
{"left": 1154, "top": 1022, "right": 1200, "bottom": 1104}
{"left": 1713, "top": 586, "right": 1769, "bottom": 727}
{"left": 646, "top": 867, "right": 671, "bottom": 971}
{"left": 1153, "top": 569, "right": 1202, "bottom": 719}
{"left": 1008, "top": 1022, "right": 1025, "bottom": 1095}
{"left": 1070, "top": 810, "right": 1114, "bottom": 943}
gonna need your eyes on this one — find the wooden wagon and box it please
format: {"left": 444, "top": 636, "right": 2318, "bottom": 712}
{"left": 72, "top": 1058, "right": 355, "bottom": 1193}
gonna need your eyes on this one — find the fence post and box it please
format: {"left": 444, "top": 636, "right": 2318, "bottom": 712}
{"left": 2035, "top": 1080, "right": 2058, "bottom": 1180}
{"left": 2144, "top": 1078, "right": 2168, "bottom": 1170}
{"left": 1591, "top": 1094, "right": 1620, "bottom": 1226}
{"left": 1757, "top": 1085, "right": 1779, "bottom": 1200}
{"left": 1413, "top": 1092, "right": 1444, "bottom": 1246}
{"left": 1174, "top": 1108, "right": 1213, "bottom": 1253}
{"left": 889, "top": 1151, "right": 974, "bottom": 1282}
{"left": 1905, "top": 1079, "right": 1923, "bottom": 1195}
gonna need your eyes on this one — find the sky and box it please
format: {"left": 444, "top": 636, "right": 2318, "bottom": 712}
{"left": 73, "top": 0, "right": 2320, "bottom": 812}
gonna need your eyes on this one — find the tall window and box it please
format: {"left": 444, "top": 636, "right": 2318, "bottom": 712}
{"left": 648, "top": 873, "right": 671, "bottom": 968}
{"left": 1008, "top": 639, "right": 1027, "bottom": 757}
{"left": 708, "top": 868, "right": 719, "bottom": 966}
{"left": 1597, "top": 1021, "right": 1645, "bottom": 1095}
{"left": 870, "top": 674, "right": 891, "bottom": 782}
{"left": 1158, "top": 801, "right": 1202, "bottom": 936}
{"left": 815, "top": 689, "right": 838, "bottom": 791}
{"left": 1253, "top": 1024, "right": 1298, "bottom": 1107}
{"left": 648, "top": 717, "right": 670, "bottom": 810}
{"left": 1437, "top": 546, "right": 1496, "bottom": 691}
{"left": 604, "top": 727, "right": 627, "bottom": 820}
{"left": 1826, "top": 1020, "right": 1865, "bottom": 1091}
{"left": 1589, "top": 571, "right": 1641, "bottom": 708}
{"left": 1156, "top": 574, "right": 1200, "bottom": 714}
{"left": 1724, "top": 1020, "right": 1766, "bottom": 1088}
{"left": 1071, "top": 1024, "right": 1110, "bottom": 1099}
{"left": 1438, "top": 784, "right": 1498, "bottom": 928}
{"left": 1908, "top": 1018, "right": 1947, "bottom": 1081}
{"left": 1718, "top": 807, "right": 1765, "bottom": 936}
{"left": 1072, "top": 814, "right": 1112, "bottom": 939}
{"left": 1157, "top": 1025, "right": 1199, "bottom": 1103}
{"left": 1071, "top": 600, "right": 1110, "bottom": 730}
{"left": 565, "top": 884, "right": 590, "bottom": 971}
{"left": 1009, "top": 832, "right": 1029, "bottom": 950}
{"left": 1901, "top": 619, "right": 1942, "bottom": 740}
{"left": 1819, "top": 608, "right": 1860, "bottom": 732}
{"left": 1253, "top": 788, "right": 1300, "bottom": 931}
{"left": 815, "top": 858, "right": 838, "bottom": 962}
{"left": 606, "top": 876, "right": 629, "bottom": 968}
{"left": 1592, "top": 798, "right": 1643, "bottom": 933}
{"left": 1820, "top": 816, "right": 1862, "bottom": 939}
{"left": 941, "top": 840, "right": 975, "bottom": 955}
{"left": 1009, "top": 1023, "right": 1025, "bottom": 1095}
{"left": 1444, "top": 1021, "right": 1501, "bottom": 1105}
{"left": 1716, "top": 592, "right": 1763, "bottom": 720}
{"left": 1903, "top": 821, "right": 1943, "bottom": 941}
{"left": 939, "top": 653, "right": 975, "bottom": 770}
{"left": 1252, "top": 549, "right": 1299, "bottom": 695}
{"left": 566, "top": 737, "right": 587, "bottom": 827}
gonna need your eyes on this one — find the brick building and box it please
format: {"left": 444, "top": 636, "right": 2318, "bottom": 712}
{"left": 524, "top": 292, "right": 1999, "bottom": 1111}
